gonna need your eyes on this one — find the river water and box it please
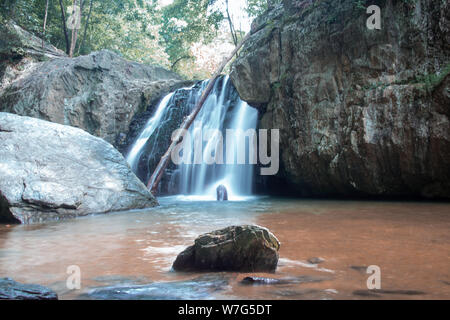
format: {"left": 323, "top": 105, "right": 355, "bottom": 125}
{"left": 0, "top": 197, "right": 449, "bottom": 300}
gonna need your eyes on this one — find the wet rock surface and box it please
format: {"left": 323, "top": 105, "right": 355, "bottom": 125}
{"left": 0, "top": 112, "right": 158, "bottom": 224}
{"left": 172, "top": 225, "right": 280, "bottom": 272}
{"left": 273, "top": 289, "right": 322, "bottom": 298}
{"left": 241, "top": 275, "right": 329, "bottom": 286}
{"left": 216, "top": 185, "right": 229, "bottom": 201}
{"left": 308, "top": 257, "right": 325, "bottom": 264}
{"left": 353, "top": 289, "right": 426, "bottom": 297}
{"left": 231, "top": 0, "right": 450, "bottom": 199}
{"left": 0, "top": 278, "right": 58, "bottom": 300}
{"left": 80, "top": 275, "right": 229, "bottom": 300}
{"left": 241, "top": 276, "right": 290, "bottom": 285}
{"left": 350, "top": 265, "right": 369, "bottom": 273}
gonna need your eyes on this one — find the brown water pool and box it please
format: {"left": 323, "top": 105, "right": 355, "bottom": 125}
{"left": 0, "top": 197, "right": 448, "bottom": 300}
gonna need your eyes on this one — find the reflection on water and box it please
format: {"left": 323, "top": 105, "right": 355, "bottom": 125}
{"left": 0, "top": 198, "right": 449, "bottom": 300}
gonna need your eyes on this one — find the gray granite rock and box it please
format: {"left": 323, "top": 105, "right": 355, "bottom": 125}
{"left": 0, "top": 112, "right": 158, "bottom": 224}
{"left": 0, "top": 278, "right": 58, "bottom": 300}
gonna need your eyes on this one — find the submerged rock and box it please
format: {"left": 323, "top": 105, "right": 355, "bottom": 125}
{"left": 353, "top": 289, "right": 426, "bottom": 297}
{"left": 172, "top": 225, "right": 280, "bottom": 272}
{"left": 0, "top": 278, "right": 58, "bottom": 300}
{"left": 0, "top": 112, "right": 158, "bottom": 224}
{"left": 273, "top": 289, "right": 322, "bottom": 298}
{"left": 241, "top": 277, "right": 289, "bottom": 285}
{"left": 308, "top": 257, "right": 325, "bottom": 264}
{"left": 350, "top": 266, "right": 369, "bottom": 273}
{"left": 81, "top": 275, "right": 229, "bottom": 300}
{"left": 230, "top": 0, "right": 450, "bottom": 199}
{"left": 241, "top": 275, "right": 331, "bottom": 286}
{"left": 216, "top": 185, "right": 228, "bottom": 201}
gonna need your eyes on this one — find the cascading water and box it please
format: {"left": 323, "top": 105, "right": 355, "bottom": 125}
{"left": 126, "top": 76, "right": 258, "bottom": 200}
{"left": 126, "top": 92, "right": 175, "bottom": 173}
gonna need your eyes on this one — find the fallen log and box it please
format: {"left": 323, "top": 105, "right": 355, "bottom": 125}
{"left": 147, "top": 32, "right": 251, "bottom": 194}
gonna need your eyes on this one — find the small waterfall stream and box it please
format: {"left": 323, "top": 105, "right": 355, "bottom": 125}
{"left": 126, "top": 76, "right": 258, "bottom": 200}
{"left": 126, "top": 92, "right": 176, "bottom": 173}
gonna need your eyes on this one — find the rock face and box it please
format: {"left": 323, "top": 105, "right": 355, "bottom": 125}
{"left": 0, "top": 21, "right": 185, "bottom": 146}
{"left": 0, "top": 20, "right": 67, "bottom": 89}
{"left": 172, "top": 225, "right": 280, "bottom": 272}
{"left": 0, "top": 112, "right": 158, "bottom": 224}
{"left": 0, "top": 278, "right": 58, "bottom": 300}
{"left": 230, "top": 0, "right": 450, "bottom": 198}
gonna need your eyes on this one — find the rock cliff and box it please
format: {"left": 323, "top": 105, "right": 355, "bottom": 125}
{"left": 231, "top": 0, "right": 450, "bottom": 198}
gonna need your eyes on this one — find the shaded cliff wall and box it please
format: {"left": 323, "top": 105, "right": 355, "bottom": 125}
{"left": 231, "top": 0, "right": 450, "bottom": 198}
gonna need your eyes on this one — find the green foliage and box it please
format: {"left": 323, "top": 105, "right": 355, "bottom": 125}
{"left": 1, "top": 0, "right": 65, "bottom": 46}
{"left": 245, "top": 0, "right": 269, "bottom": 18}
{"left": 79, "top": 0, "right": 167, "bottom": 66}
{"left": 245, "top": 0, "right": 282, "bottom": 18}
{"left": 0, "top": 0, "right": 170, "bottom": 66}
{"left": 0, "top": 0, "right": 286, "bottom": 78}
{"left": 158, "top": 0, "right": 223, "bottom": 71}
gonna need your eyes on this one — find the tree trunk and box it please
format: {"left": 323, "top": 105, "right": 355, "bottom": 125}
{"left": 42, "top": 0, "right": 49, "bottom": 48}
{"left": 77, "top": 0, "right": 93, "bottom": 55}
{"left": 69, "top": 0, "right": 79, "bottom": 57}
{"left": 59, "top": 0, "right": 71, "bottom": 55}
{"left": 171, "top": 55, "right": 192, "bottom": 70}
{"left": 147, "top": 32, "right": 251, "bottom": 194}
{"left": 225, "top": 0, "right": 238, "bottom": 46}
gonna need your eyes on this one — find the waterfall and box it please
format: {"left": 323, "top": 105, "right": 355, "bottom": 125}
{"left": 126, "top": 92, "right": 176, "bottom": 173}
{"left": 126, "top": 76, "right": 258, "bottom": 200}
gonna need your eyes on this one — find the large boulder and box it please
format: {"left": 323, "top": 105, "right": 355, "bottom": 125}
{"left": 0, "top": 112, "right": 158, "bottom": 224}
{"left": 0, "top": 25, "right": 187, "bottom": 146}
{"left": 230, "top": 0, "right": 450, "bottom": 198}
{"left": 0, "top": 278, "right": 58, "bottom": 300}
{"left": 172, "top": 225, "right": 280, "bottom": 272}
